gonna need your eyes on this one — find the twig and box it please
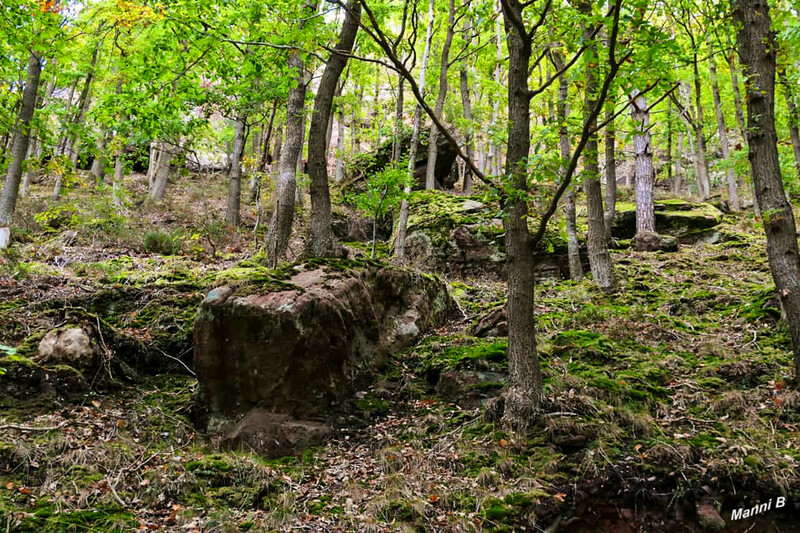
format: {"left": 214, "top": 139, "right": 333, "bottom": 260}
{"left": 0, "top": 421, "right": 68, "bottom": 432}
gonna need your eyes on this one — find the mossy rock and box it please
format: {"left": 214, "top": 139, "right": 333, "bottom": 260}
{"left": 0, "top": 354, "right": 87, "bottom": 406}
{"left": 612, "top": 201, "right": 723, "bottom": 239}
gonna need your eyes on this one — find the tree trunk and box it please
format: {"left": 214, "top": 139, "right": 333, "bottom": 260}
{"left": 582, "top": 6, "right": 616, "bottom": 292}
{"left": 728, "top": 51, "right": 748, "bottom": 147}
{"left": 91, "top": 130, "right": 111, "bottom": 185}
{"left": 674, "top": 128, "right": 684, "bottom": 195}
{"left": 113, "top": 150, "right": 125, "bottom": 207}
{"left": 603, "top": 103, "right": 617, "bottom": 245}
{"left": 554, "top": 50, "right": 583, "bottom": 280}
{"left": 335, "top": 108, "right": 347, "bottom": 181}
{"left": 709, "top": 48, "right": 740, "bottom": 210}
{"left": 490, "top": 1, "right": 503, "bottom": 177}
{"left": 148, "top": 146, "right": 174, "bottom": 203}
{"left": 0, "top": 52, "right": 41, "bottom": 249}
{"left": 783, "top": 77, "right": 800, "bottom": 181}
{"left": 499, "top": 0, "right": 542, "bottom": 433}
{"left": 424, "top": 0, "right": 455, "bottom": 190}
{"left": 392, "top": 75, "right": 405, "bottom": 163}
{"left": 460, "top": 65, "right": 475, "bottom": 193}
{"left": 307, "top": 0, "right": 360, "bottom": 257}
{"left": 631, "top": 90, "right": 655, "bottom": 234}
{"left": 266, "top": 0, "right": 319, "bottom": 267}
{"left": 691, "top": 56, "right": 711, "bottom": 199}
{"left": 734, "top": 0, "right": 800, "bottom": 383}
{"left": 226, "top": 114, "right": 247, "bottom": 226}
{"left": 20, "top": 136, "right": 37, "bottom": 199}
{"left": 394, "top": 0, "right": 435, "bottom": 260}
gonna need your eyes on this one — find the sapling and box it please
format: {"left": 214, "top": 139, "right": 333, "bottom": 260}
{"left": 353, "top": 162, "right": 411, "bottom": 259}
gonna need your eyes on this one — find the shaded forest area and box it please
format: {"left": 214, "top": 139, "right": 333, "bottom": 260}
{"left": 2, "top": 0, "right": 800, "bottom": 531}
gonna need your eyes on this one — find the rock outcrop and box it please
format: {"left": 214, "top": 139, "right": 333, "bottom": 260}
{"left": 612, "top": 200, "right": 724, "bottom": 241}
{"left": 195, "top": 259, "right": 460, "bottom": 457}
{"left": 404, "top": 190, "right": 577, "bottom": 279}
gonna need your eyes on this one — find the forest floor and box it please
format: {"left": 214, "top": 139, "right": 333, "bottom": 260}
{"left": 2, "top": 175, "right": 800, "bottom": 532}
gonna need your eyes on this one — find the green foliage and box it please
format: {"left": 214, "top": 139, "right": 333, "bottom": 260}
{"left": 143, "top": 230, "right": 182, "bottom": 255}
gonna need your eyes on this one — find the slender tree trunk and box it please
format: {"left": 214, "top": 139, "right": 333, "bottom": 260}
{"left": 581, "top": 5, "right": 616, "bottom": 292}
{"left": 728, "top": 51, "right": 748, "bottom": 147}
{"left": 335, "top": 108, "right": 347, "bottom": 181}
{"left": 554, "top": 50, "right": 583, "bottom": 280}
{"left": 113, "top": 149, "right": 125, "bottom": 207}
{"left": 709, "top": 48, "right": 740, "bottom": 210}
{"left": 90, "top": 130, "right": 111, "bottom": 185}
{"left": 307, "top": 0, "right": 360, "bottom": 257}
{"left": 460, "top": 65, "right": 475, "bottom": 193}
{"left": 782, "top": 77, "right": 800, "bottom": 181}
{"left": 674, "top": 128, "right": 684, "bottom": 195}
{"left": 266, "top": 0, "right": 319, "bottom": 267}
{"left": 226, "top": 114, "right": 247, "bottom": 226}
{"left": 734, "top": 0, "right": 800, "bottom": 383}
{"left": 20, "top": 136, "right": 37, "bottom": 199}
{"left": 603, "top": 103, "right": 617, "bottom": 246}
{"left": 424, "top": 0, "right": 455, "bottom": 190}
{"left": 499, "top": 0, "right": 542, "bottom": 432}
{"left": 258, "top": 101, "right": 278, "bottom": 172}
{"left": 691, "top": 55, "right": 711, "bottom": 199}
{"left": 0, "top": 52, "right": 41, "bottom": 249}
{"left": 490, "top": 1, "right": 503, "bottom": 177}
{"left": 632, "top": 90, "right": 655, "bottom": 235}
{"left": 392, "top": 75, "right": 405, "bottom": 163}
{"left": 395, "top": 0, "right": 435, "bottom": 260}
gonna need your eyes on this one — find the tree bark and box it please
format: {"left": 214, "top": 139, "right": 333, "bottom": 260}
{"left": 392, "top": 74, "right": 405, "bottom": 164}
{"left": 734, "top": 0, "right": 800, "bottom": 383}
{"left": 307, "top": 0, "right": 360, "bottom": 257}
{"left": 782, "top": 76, "right": 800, "bottom": 181}
{"left": 603, "top": 103, "right": 617, "bottom": 246}
{"left": 691, "top": 54, "right": 711, "bottom": 199}
{"left": 459, "top": 65, "right": 475, "bottom": 192}
{"left": 553, "top": 50, "right": 583, "bottom": 280}
{"left": 265, "top": 0, "right": 319, "bottom": 267}
{"left": 226, "top": 114, "right": 247, "bottom": 226}
{"left": 0, "top": 52, "right": 41, "bottom": 249}
{"left": 709, "top": 48, "right": 740, "bottom": 210}
{"left": 499, "top": 0, "right": 542, "bottom": 432}
{"left": 631, "top": 90, "right": 655, "bottom": 234}
{"left": 394, "top": 0, "right": 435, "bottom": 260}
{"left": 148, "top": 146, "right": 174, "bottom": 203}
{"left": 728, "top": 51, "right": 748, "bottom": 147}
{"left": 674, "top": 128, "right": 684, "bottom": 195}
{"left": 424, "top": 0, "right": 455, "bottom": 190}
{"left": 581, "top": 3, "right": 616, "bottom": 292}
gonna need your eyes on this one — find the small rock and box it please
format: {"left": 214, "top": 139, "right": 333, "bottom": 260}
{"left": 552, "top": 433, "right": 587, "bottom": 451}
{"left": 37, "top": 327, "right": 94, "bottom": 372}
{"left": 633, "top": 231, "right": 679, "bottom": 252}
{"left": 460, "top": 200, "right": 485, "bottom": 213}
{"left": 696, "top": 501, "right": 726, "bottom": 531}
{"left": 472, "top": 307, "right": 508, "bottom": 338}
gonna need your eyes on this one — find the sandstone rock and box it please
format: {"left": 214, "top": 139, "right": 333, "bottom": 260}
{"left": 612, "top": 201, "right": 723, "bottom": 240}
{"left": 472, "top": 307, "right": 508, "bottom": 338}
{"left": 37, "top": 327, "right": 94, "bottom": 372}
{"left": 219, "top": 409, "right": 331, "bottom": 458}
{"left": 195, "top": 260, "right": 459, "bottom": 455}
{"left": 633, "top": 231, "right": 679, "bottom": 252}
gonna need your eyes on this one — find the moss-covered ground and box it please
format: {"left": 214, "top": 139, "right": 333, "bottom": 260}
{"left": 2, "top": 173, "right": 800, "bottom": 531}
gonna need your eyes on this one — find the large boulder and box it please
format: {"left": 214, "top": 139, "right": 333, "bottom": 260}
{"left": 612, "top": 200, "right": 724, "bottom": 241}
{"left": 194, "top": 259, "right": 460, "bottom": 456}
